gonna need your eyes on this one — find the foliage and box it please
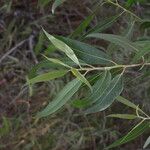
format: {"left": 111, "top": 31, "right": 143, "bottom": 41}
{"left": 26, "top": 0, "right": 150, "bottom": 149}
{"left": 0, "top": 0, "right": 150, "bottom": 149}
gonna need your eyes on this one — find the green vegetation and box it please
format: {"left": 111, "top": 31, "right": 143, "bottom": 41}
{"left": 0, "top": 0, "right": 150, "bottom": 149}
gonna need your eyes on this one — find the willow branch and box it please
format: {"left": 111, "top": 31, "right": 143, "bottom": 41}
{"left": 77, "top": 62, "right": 150, "bottom": 72}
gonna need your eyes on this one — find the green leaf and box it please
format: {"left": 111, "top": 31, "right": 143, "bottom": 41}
{"left": 133, "top": 40, "right": 150, "bottom": 62}
{"left": 107, "top": 114, "right": 137, "bottom": 120}
{"left": 28, "top": 58, "right": 93, "bottom": 80}
{"left": 43, "top": 29, "right": 80, "bottom": 66}
{"left": 84, "top": 14, "right": 121, "bottom": 37}
{"left": 116, "top": 96, "right": 143, "bottom": 113}
{"left": 28, "top": 70, "right": 68, "bottom": 84}
{"left": 143, "top": 136, "right": 150, "bottom": 149}
{"left": 58, "top": 36, "right": 113, "bottom": 65}
{"left": 43, "top": 55, "right": 71, "bottom": 68}
{"left": 116, "top": 96, "right": 137, "bottom": 109}
{"left": 70, "top": 13, "right": 95, "bottom": 38}
{"left": 125, "top": 20, "right": 135, "bottom": 39}
{"left": 126, "top": 0, "right": 135, "bottom": 7}
{"left": 86, "top": 33, "right": 139, "bottom": 52}
{"left": 106, "top": 121, "right": 150, "bottom": 149}
{"left": 71, "top": 68, "right": 92, "bottom": 90}
{"left": 44, "top": 44, "right": 57, "bottom": 54}
{"left": 37, "top": 78, "right": 82, "bottom": 118}
{"left": 85, "top": 73, "right": 123, "bottom": 114}
{"left": 88, "top": 71, "right": 111, "bottom": 104}
{"left": 28, "top": 60, "right": 61, "bottom": 79}
{"left": 70, "top": 7, "right": 121, "bottom": 39}
{"left": 52, "top": 0, "right": 66, "bottom": 14}
{"left": 34, "top": 31, "right": 45, "bottom": 55}
{"left": 72, "top": 99, "right": 90, "bottom": 108}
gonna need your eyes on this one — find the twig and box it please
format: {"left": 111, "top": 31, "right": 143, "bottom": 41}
{"left": 76, "top": 62, "right": 150, "bottom": 72}
{"left": 0, "top": 39, "right": 27, "bottom": 64}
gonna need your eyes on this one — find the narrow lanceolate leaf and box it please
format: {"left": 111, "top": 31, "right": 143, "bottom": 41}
{"left": 34, "top": 31, "right": 45, "bottom": 55}
{"left": 37, "top": 79, "right": 82, "bottom": 118}
{"left": 116, "top": 96, "right": 143, "bottom": 113}
{"left": 28, "top": 60, "right": 62, "bottom": 79}
{"left": 29, "top": 70, "right": 67, "bottom": 84}
{"left": 125, "top": 20, "right": 135, "bottom": 39}
{"left": 143, "top": 136, "right": 150, "bottom": 149}
{"left": 71, "top": 68, "right": 92, "bottom": 90}
{"left": 88, "top": 71, "right": 111, "bottom": 104}
{"left": 84, "top": 14, "right": 121, "bottom": 37}
{"left": 107, "top": 114, "right": 137, "bottom": 120}
{"left": 43, "top": 55, "right": 71, "bottom": 68}
{"left": 52, "top": 0, "right": 66, "bottom": 14}
{"left": 86, "top": 33, "right": 139, "bottom": 51}
{"left": 116, "top": 96, "right": 137, "bottom": 109}
{"left": 85, "top": 73, "right": 123, "bottom": 114}
{"left": 43, "top": 29, "right": 80, "bottom": 66}
{"left": 70, "top": 13, "right": 95, "bottom": 38}
{"left": 106, "top": 121, "right": 150, "bottom": 149}
{"left": 58, "top": 36, "right": 113, "bottom": 65}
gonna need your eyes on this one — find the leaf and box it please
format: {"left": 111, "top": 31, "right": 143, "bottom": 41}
{"left": 43, "top": 55, "right": 71, "bottom": 68}
{"left": 43, "top": 29, "right": 80, "bottom": 66}
{"left": 116, "top": 96, "right": 143, "bottom": 113}
{"left": 116, "top": 96, "right": 137, "bottom": 109}
{"left": 44, "top": 44, "right": 57, "bottom": 54}
{"left": 70, "top": 13, "right": 95, "bottom": 38}
{"left": 125, "top": 20, "right": 135, "bottom": 39}
{"left": 28, "top": 70, "right": 68, "bottom": 84}
{"left": 85, "top": 73, "right": 123, "bottom": 114}
{"left": 34, "top": 31, "right": 45, "bottom": 55}
{"left": 52, "top": 0, "right": 66, "bottom": 14}
{"left": 71, "top": 7, "right": 121, "bottom": 39}
{"left": 71, "top": 68, "right": 92, "bottom": 90}
{"left": 86, "top": 33, "right": 139, "bottom": 52}
{"left": 72, "top": 99, "right": 90, "bottom": 108}
{"left": 28, "top": 60, "right": 60, "bottom": 79}
{"left": 37, "top": 79, "right": 82, "bottom": 118}
{"left": 106, "top": 121, "right": 150, "bottom": 149}
{"left": 143, "top": 136, "right": 150, "bottom": 149}
{"left": 133, "top": 40, "right": 150, "bottom": 62}
{"left": 84, "top": 14, "right": 121, "bottom": 37}
{"left": 107, "top": 114, "right": 137, "bottom": 120}
{"left": 58, "top": 36, "right": 113, "bottom": 65}
{"left": 126, "top": 0, "right": 135, "bottom": 7}
{"left": 88, "top": 71, "right": 111, "bottom": 104}
{"left": 28, "top": 58, "right": 92, "bottom": 80}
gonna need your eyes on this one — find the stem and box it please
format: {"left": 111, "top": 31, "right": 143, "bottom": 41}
{"left": 77, "top": 62, "right": 150, "bottom": 72}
